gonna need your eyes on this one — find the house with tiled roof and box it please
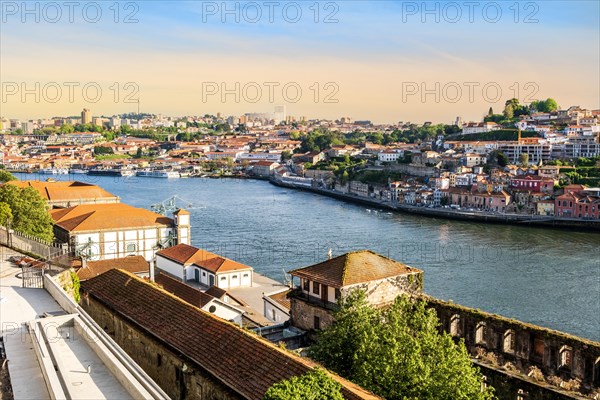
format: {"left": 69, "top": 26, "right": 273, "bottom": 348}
{"left": 289, "top": 250, "right": 423, "bottom": 331}
{"left": 50, "top": 203, "right": 190, "bottom": 261}
{"left": 263, "top": 288, "right": 292, "bottom": 323}
{"left": 80, "top": 269, "right": 380, "bottom": 400}
{"left": 156, "top": 243, "right": 253, "bottom": 289}
{"left": 4, "top": 180, "right": 119, "bottom": 208}
{"left": 155, "top": 272, "right": 245, "bottom": 324}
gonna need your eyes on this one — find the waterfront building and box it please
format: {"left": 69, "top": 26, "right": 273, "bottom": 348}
{"left": 50, "top": 203, "right": 189, "bottom": 261}
{"left": 5, "top": 180, "right": 120, "bottom": 208}
{"left": 155, "top": 243, "right": 254, "bottom": 289}
{"left": 289, "top": 250, "right": 423, "bottom": 331}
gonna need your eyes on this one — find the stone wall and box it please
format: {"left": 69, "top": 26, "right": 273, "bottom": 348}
{"left": 426, "top": 297, "right": 600, "bottom": 395}
{"left": 344, "top": 273, "right": 423, "bottom": 307}
{"left": 81, "top": 296, "right": 242, "bottom": 400}
{"left": 290, "top": 297, "right": 337, "bottom": 332}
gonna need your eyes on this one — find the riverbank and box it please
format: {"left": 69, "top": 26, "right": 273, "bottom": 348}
{"left": 270, "top": 178, "right": 600, "bottom": 232}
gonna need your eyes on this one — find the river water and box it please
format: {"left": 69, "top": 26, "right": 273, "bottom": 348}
{"left": 19, "top": 174, "right": 600, "bottom": 341}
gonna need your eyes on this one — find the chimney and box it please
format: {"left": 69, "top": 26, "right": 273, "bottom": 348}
{"left": 327, "top": 248, "right": 332, "bottom": 260}
{"left": 81, "top": 257, "right": 87, "bottom": 269}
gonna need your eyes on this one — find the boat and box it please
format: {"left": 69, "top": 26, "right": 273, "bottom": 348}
{"left": 88, "top": 168, "right": 135, "bottom": 177}
{"left": 69, "top": 169, "right": 88, "bottom": 174}
{"left": 38, "top": 168, "right": 68, "bottom": 175}
{"left": 136, "top": 169, "right": 180, "bottom": 178}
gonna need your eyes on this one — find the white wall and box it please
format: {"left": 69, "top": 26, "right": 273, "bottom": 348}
{"left": 155, "top": 255, "right": 184, "bottom": 280}
{"left": 202, "top": 300, "right": 243, "bottom": 324}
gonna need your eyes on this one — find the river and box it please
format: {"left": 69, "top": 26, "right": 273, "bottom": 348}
{"left": 18, "top": 173, "right": 600, "bottom": 341}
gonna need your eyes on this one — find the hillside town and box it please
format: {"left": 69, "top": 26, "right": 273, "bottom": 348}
{"left": 2, "top": 103, "right": 599, "bottom": 221}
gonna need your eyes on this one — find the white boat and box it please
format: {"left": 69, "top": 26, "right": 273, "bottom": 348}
{"left": 136, "top": 170, "right": 180, "bottom": 178}
{"left": 69, "top": 169, "right": 88, "bottom": 174}
{"left": 38, "top": 168, "right": 69, "bottom": 175}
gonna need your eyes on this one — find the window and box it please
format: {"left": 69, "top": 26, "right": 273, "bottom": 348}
{"left": 232, "top": 275, "right": 238, "bottom": 280}
{"left": 202, "top": 271, "right": 206, "bottom": 276}
{"left": 517, "top": 389, "right": 528, "bottom": 400}
{"left": 560, "top": 346, "right": 573, "bottom": 369}
{"left": 313, "top": 282, "right": 320, "bottom": 295}
{"left": 208, "top": 305, "right": 217, "bottom": 313}
{"left": 303, "top": 279, "right": 309, "bottom": 291}
{"left": 157, "top": 354, "right": 162, "bottom": 367}
{"left": 243, "top": 273, "right": 249, "bottom": 278}
{"left": 450, "top": 314, "right": 460, "bottom": 336}
{"left": 314, "top": 316, "right": 320, "bottom": 330}
{"left": 220, "top": 276, "right": 226, "bottom": 281}
{"left": 126, "top": 243, "right": 136, "bottom": 253}
{"left": 271, "top": 309, "right": 276, "bottom": 321}
{"left": 475, "top": 322, "right": 486, "bottom": 345}
{"left": 533, "top": 336, "right": 545, "bottom": 359}
{"left": 335, "top": 288, "right": 341, "bottom": 301}
{"left": 503, "top": 330, "right": 515, "bottom": 354}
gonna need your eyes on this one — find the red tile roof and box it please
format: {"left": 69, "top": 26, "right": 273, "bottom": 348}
{"left": 155, "top": 273, "right": 214, "bottom": 308}
{"left": 51, "top": 203, "right": 173, "bottom": 232}
{"left": 157, "top": 244, "right": 253, "bottom": 273}
{"left": 290, "top": 250, "right": 421, "bottom": 288}
{"left": 76, "top": 256, "right": 149, "bottom": 281}
{"left": 5, "top": 180, "right": 119, "bottom": 203}
{"left": 80, "top": 270, "right": 379, "bottom": 400}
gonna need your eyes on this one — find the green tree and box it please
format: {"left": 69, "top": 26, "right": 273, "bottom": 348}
{"left": 263, "top": 368, "right": 344, "bottom": 400}
{"left": 281, "top": 151, "right": 292, "bottom": 162}
{"left": 487, "top": 107, "right": 494, "bottom": 117}
{"left": 0, "top": 202, "right": 13, "bottom": 225}
{"left": 59, "top": 124, "right": 75, "bottom": 134}
{"left": 310, "top": 291, "right": 493, "bottom": 400}
{"left": 544, "top": 98, "right": 558, "bottom": 112}
{"left": 519, "top": 153, "right": 529, "bottom": 166}
{"left": 0, "top": 170, "right": 17, "bottom": 183}
{"left": 0, "top": 185, "right": 54, "bottom": 242}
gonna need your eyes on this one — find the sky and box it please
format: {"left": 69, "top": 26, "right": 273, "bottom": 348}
{"left": 1, "top": 0, "right": 599, "bottom": 124}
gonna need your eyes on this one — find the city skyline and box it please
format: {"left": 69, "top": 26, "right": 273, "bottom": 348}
{"left": 1, "top": 1, "right": 599, "bottom": 123}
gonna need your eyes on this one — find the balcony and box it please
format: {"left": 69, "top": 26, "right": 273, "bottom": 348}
{"left": 290, "top": 287, "right": 338, "bottom": 311}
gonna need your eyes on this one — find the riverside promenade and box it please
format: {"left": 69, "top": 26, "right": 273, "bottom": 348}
{"left": 270, "top": 178, "right": 600, "bottom": 232}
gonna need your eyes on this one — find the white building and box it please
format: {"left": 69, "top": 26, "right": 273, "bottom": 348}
{"left": 377, "top": 150, "right": 402, "bottom": 162}
{"left": 50, "top": 203, "right": 190, "bottom": 261}
{"left": 155, "top": 243, "right": 253, "bottom": 290}
{"left": 263, "top": 289, "right": 291, "bottom": 323}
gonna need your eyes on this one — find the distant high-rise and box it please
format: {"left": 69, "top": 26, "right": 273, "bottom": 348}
{"left": 81, "top": 108, "right": 92, "bottom": 124}
{"left": 274, "top": 105, "right": 286, "bottom": 122}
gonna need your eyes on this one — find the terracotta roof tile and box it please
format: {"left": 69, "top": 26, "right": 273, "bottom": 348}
{"left": 76, "top": 256, "right": 148, "bottom": 280}
{"left": 50, "top": 203, "right": 173, "bottom": 232}
{"left": 157, "top": 244, "right": 253, "bottom": 273}
{"left": 266, "top": 289, "right": 292, "bottom": 311}
{"left": 155, "top": 273, "right": 214, "bottom": 308}
{"left": 80, "top": 270, "right": 379, "bottom": 400}
{"left": 6, "top": 180, "right": 119, "bottom": 203}
{"left": 290, "top": 250, "right": 421, "bottom": 288}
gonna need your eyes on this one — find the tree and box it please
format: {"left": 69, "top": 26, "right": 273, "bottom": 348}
{"left": 0, "top": 185, "right": 54, "bottom": 242}
{"left": 263, "top": 368, "right": 344, "bottom": 400}
{"left": 519, "top": 153, "right": 529, "bottom": 166}
{"left": 0, "top": 170, "right": 16, "bottom": 183}
{"left": 281, "top": 151, "right": 292, "bottom": 162}
{"left": 496, "top": 151, "right": 508, "bottom": 167}
{"left": 59, "top": 124, "right": 75, "bottom": 134}
{"left": 0, "top": 202, "right": 13, "bottom": 225}
{"left": 309, "top": 291, "right": 494, "bottom": 400}
{"left": 487, "top": 107, "right": 494, "bottom": 117}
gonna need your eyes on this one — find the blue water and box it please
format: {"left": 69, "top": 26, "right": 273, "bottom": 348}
{"left": 19, "top": 173, "right": 600, "bottom": 341}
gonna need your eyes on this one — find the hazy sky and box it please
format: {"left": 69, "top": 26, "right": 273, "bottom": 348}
{"left": 1, "top": 1, "right": 599, "bottom": 123}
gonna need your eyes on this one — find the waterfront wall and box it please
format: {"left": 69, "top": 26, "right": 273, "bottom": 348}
{"left": 270, "top": 179, "right": 600, "bottom": 232}
{"left": 425, "top": 297, "right": 600, "bottom": 395}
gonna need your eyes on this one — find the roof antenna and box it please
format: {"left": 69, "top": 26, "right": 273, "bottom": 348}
{"left": 328, "top": 248, "right": 332, "bottom": 260}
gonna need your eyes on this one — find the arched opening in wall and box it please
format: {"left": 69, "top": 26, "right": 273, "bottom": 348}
{"left": 503, "top": 329, "right": 515, "bottom": 354}
{"left": 516, "top": 388, "right": 529, "bottom": 400}
{"left": 594, "top": 357, "right": 600, "bottom": 386}
{"left": 475, "top": 322, "right": 486, "bottom": 345}
{"left": 532, "top": 335, "right": 545, "bottom": 362}
{"left": 480, "top": 375, "right": 488, "bottom": 392}
{"left": 559, "top": 345, "right": 573, "bottom": 371}
{"left": 450, "top": 314, "right": 461, "bottom": 337}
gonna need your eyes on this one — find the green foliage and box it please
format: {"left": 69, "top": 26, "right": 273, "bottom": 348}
{"left": 0, "top": 170, "right": 17, "bottom": 183}
{"left": 263, "top": 368, "right": 344, "bottom": 400}
{"left": 519, "top": 153, "right": 529, "bottom": 166}
{"left": 0, "top": 202, "right": 13, "bottom": 225}
{"left": 0, "top": 185, "right": 54, "bottom": 242}
{"left": 70, "top": 271, "right": 81, "bottom": 303}
{"left": 95, "top": 154, "right": 131, "bottom": 160}
{"left": 281, "top": 150, "right": 292, "bottom": 161}
{"left": 530, "top": 98, "right": 558, "bottom": 113}
{"left": 94, "top": 146, "right": 114, "bottom": 155}
{"left": 309, "top": 291, "right": 494, "bottom": 400}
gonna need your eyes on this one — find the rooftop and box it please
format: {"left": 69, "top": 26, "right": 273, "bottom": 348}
{"left": 76, "top": 256, "right": 149, "bottom": 281}
{"left": 5, "top": 180, "right": 119, "bottom": 203}
{"left": 81, "top": 269, "right": 379, "bottom": 400}
{"left": 157, "top": 243, "right": 253, "bottom": 273}
{"left": 289, "top": 250, "right": 421, "bottom": 289}
{"left": 50, "top": 203, "right": 173, "bottom": 232}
